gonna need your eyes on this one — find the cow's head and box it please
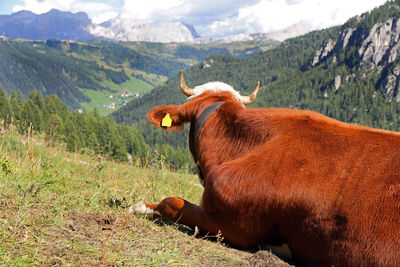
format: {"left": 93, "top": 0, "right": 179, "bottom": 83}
{"left": 148, "top": 71, "right": 260, "bottom": 131}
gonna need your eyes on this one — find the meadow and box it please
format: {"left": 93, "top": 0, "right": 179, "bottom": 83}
{"left": 81, "top": 76, "right": 153, "bottom": 116}
{"left": 0, "top": 128, "right": 288, "bottom": 266}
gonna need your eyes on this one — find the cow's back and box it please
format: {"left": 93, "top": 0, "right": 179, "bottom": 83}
{"left": 204, "top": 107, "right": 400, "bottom": 266}
{"left": 254, "top": 108, "right": 400, "bottom": 266}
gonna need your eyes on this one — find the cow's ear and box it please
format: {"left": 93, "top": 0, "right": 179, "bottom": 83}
{"left": 147, "top": 105, "right": 185, "bottom": 131}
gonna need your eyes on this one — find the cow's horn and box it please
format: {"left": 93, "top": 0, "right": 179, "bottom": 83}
{"left": 241, "top": 81, "right": 260, "bottom": 105}
{"left": 180, "top": 71, "right": 194, "bottom": 96}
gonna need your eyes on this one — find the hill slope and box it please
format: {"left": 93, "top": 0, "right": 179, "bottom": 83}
{"left": 0, "top": 128, "right": 290, "bottom": 266}
{"left": 0, "top": 39, "right": 157, "bottom": 110}
{"left": 112, "top": 0, "right": 400, "bottom": 138}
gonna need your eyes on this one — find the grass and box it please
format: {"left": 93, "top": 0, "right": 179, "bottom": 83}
{"left": 80, "top": 89, "right": 122, "bottom": 115}
{"left": 0, "top": 128, "right": 289, "bottom": 266}
{"left": 80, "top": 77, "right": 153, "bottom": 116}
{"left": 100, "top": 76, "right": 153, "bottom": 94}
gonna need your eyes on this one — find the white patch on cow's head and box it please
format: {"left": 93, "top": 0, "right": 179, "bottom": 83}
{"left": 187, "top": 82, "right": 244, "bottom": 104}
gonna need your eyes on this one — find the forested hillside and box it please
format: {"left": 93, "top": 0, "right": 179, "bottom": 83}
{"left": 0, "top": 85, "right": 146, "bottom": 159}
{"left": 0, "top": 82, "right": 197, "bottom": 171}
{"left": 0, "top": 38, "right": 278, "bottom": 113}
{"left": 112, "top": 0, "right": 400, "bottom": 150}
{"left": 0, "top": 39, "right": 152, "bottom": 110}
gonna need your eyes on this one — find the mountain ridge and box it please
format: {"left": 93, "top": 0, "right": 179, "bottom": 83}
{"left": 0, "top": 9, "right": 94, "bottom": 40}
{"left": 0, "top": 9, "right": 304, "bottom": 43}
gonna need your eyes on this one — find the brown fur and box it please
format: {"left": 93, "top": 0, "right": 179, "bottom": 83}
{"left": 146, "top": 90, "right": 400, "bottom": 266}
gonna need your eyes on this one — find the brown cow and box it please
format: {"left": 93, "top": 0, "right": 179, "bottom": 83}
{"left": 131, "top": 71, "right": 400, "bottom": 266}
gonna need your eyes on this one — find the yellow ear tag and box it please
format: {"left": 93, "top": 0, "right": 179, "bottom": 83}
{"left": 161, "top": 113, "right": 172, "bottom": 127}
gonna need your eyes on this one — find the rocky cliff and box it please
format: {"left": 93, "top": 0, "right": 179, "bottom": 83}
{"left": 0, "top": 9, "right": 199, "bottom": 43}
{"left": 88, "top": 17, "right": 198, "bottom": 43}
{"left": 311, "top": 4, "right": 400, "bottom": 103}
{"left": 358, "top": 18, "right": 400, "bottom": 68}
{"left": 357, "top": 17, "right": 400, "bottom": 101}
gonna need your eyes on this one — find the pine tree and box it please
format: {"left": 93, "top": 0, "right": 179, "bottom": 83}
{"left": 118, "top": 125, "right": 148, "bottom": 159}
{"left": 87, "top": 132, "right": 100, "bottom": 154}
{"left": 24, "top": 91, "right": 46, "bottom": 131}
{"left": 45, "top": 114, "right": 63, "bottom": 144}
{"left": 66, "top": 131, "right": 81, "bottom": 153}
{"left": 45, "top": 94, "right": 68, "bottom": 121}
{"left": 0, "top": 85, "right": 13, "bottom": 127}
{"left": 10, "top": 90, "right": 23, "bottom": 122}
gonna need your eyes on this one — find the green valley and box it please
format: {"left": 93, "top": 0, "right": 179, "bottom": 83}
{"left": 0, "top": 38, "right": 279, "bottom": 115}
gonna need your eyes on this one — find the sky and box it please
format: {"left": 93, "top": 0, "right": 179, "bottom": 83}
{"left": 0, "top": 0, "right": 389, "bottom": 37}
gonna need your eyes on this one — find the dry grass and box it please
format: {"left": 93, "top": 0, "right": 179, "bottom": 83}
{"left": 0, "top": 130, "right": 290, "bottom": 266}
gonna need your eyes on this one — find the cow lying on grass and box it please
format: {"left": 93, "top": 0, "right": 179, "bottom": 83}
{"left": 131, "top": 71, "right": 400, "bottom": 266}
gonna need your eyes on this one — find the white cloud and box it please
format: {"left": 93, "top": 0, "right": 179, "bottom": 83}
{"left": 120, "top": 0, "right": 186, "bottom": 22}
{"left": 75, "top": 2, "right": 118, "bottom": 23}
{"left": 12, "top": 0, "right": 118, "bottom": 23}
{"left": 118, "top": 0, "right": 260, "bottom": 27}
{"left": 285, "top": 0, "right": 304, "bottom": 5}
{"left": 91, "top": 11, "right": 118, "bottom": 24}
{"left": 12, "top": 0, "right": 389, "bottom": 37}
{"left": 119, "top": 0, "right": 388, "bottom": 37}
{"left": 197, "top": 0, "right": 388, "bottom": 37}
{"left": 13, "top": 0, "right": 73, "bottom": 14}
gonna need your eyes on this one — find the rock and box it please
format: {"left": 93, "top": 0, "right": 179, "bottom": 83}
{"left": 358, "top": 18, "right": 400, "bottom": 68}
{"left": 345, "top": 73, "right": 356, "bottom": 83}
{"left": 393, "top": 64, "right": 400, "bottom": 76}
{"left": 312, "top": 39, "right": 336, "bottom": 66}
{"left": 385, "top": 74, "right": 397, "bottom": 101}
{"left": 384, "top": 64, "right": 400, "bottom": 102}
{"left": 312, "top": 28, "right": 354, "bottom": 67}
{"left": 202, "top": 58, "right": 214, "bottom": 69}
{"left": 334, "top": 28, "right": 355, "bottom": 51}
{"left": 334, "top": 75, "right": 341, "bottom": 90}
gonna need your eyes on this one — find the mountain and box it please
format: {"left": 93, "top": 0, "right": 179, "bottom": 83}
{"left": 182, "top": 22, "right": 201, "bottom": 39}
{"left": 265, "top": 22, "right": 311, "bottom": 42}
{"left": 0, "top": 9, "right": 303, "bottom": 43}
{"left": 0, "top": 9, "right": 199, "bottom": 43}
{"left": 192, "top": 22, "right": 311, "bottom": 44}
{"left": 89, "top": 17, "right": 199, "bottom": 43}
{"left": 111, "top": 0, "right": 400, "bottom": 146}
{"left": 0, "top": 9, "right": 94, "bottom": 40}
{"left": 193, "top": 33, "right": 272, "bottom": 44}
